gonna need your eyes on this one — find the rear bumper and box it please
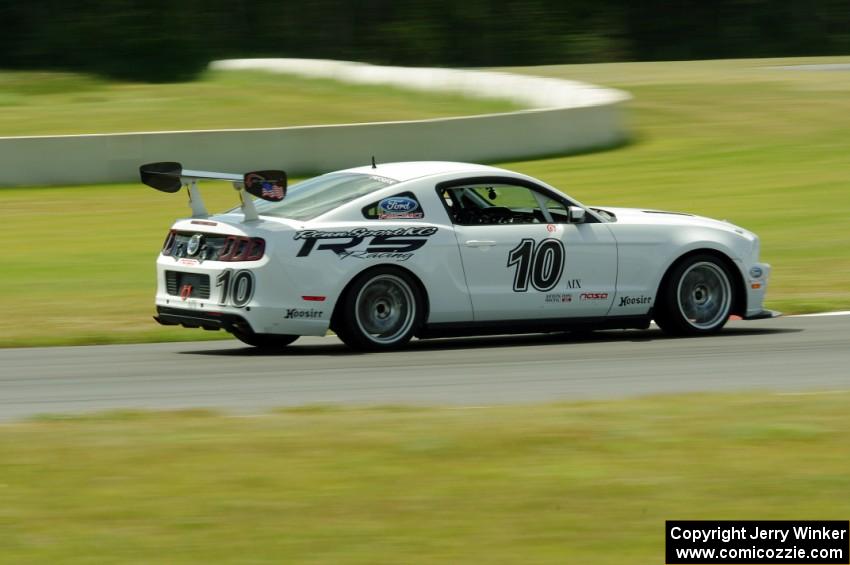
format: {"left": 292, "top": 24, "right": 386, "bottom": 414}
{"left": 154, "top": 306, "right": 251, "bottom": 333}
{"left": 155, "top": 255, "right": 332, "bottom": 336}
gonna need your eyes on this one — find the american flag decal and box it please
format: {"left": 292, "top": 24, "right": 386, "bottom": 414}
{"left": 244, "top": 170, "right": 287, "bottom": 202}
{"left": 261, "top": 181, "right": 284, "bottom": 200}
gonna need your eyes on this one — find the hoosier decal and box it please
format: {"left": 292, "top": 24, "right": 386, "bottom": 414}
{"left": 284, "top": 308, "right": 323, "bottom": 319}
{"left": 618, "top": 296, "right": 652, "bottom": 307}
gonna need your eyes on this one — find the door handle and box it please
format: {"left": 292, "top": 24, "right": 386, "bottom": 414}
{"left": 464, "top": 240, "right": 497, "bottom": 247}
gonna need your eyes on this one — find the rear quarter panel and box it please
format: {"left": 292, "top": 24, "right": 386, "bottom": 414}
{"left": 292, "top": 179, "right": 474, "bottom": 324}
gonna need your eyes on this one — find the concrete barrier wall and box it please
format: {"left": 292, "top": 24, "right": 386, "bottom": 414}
{"left": 0, "top": 59, "right": 631, "bottom": 186}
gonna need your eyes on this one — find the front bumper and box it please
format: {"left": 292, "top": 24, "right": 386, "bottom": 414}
{"left": 741, "top": 261, "right": 772, "bottom": 318}
{"left": 742, "top": 309, "right": 782, "bottom": 320}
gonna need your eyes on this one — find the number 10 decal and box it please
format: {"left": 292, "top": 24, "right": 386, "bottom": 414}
{"left": 216, "top": 269, "right": 255, "bottom": 307}
{"left": 507, "top": 238, "right": 565, "bottom": 292}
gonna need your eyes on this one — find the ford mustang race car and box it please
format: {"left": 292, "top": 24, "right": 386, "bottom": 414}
{"left": 141, "top": 160, "right": 776, "bottom": 350}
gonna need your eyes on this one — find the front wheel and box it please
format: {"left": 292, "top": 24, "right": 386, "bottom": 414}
{"left": 334, "top": 268, "right": 423, "bottom": 351}
{"left": 654, "top": 254, "right": 735, "bottom": 336}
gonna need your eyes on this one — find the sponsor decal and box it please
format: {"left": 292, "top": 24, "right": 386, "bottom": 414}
{"left": 294, "top": 227, "right": 437, "bottom": 240}
{"left": 178, "top": 258, "right": 199, "bottom": 266}
{"left": 545, "top": 293, "right": 573, "bottom": 303}
{"left": 580, "top": 292, "right": 609, "bottom": 301}
{"left": 618, "top": 296, "right": 651, "bottom": 307}
{"left": 294, "top": 227, "right": 437, "bottom": 262}
{"left": 546, "top": 224, "right": 556, "bottom": 233}
{"left": 565, "top": 278, "right": 581, "bottom": 289}
{"left": 378, "top": 196, "right": 424, "bottom": 220}
{"left": 285, "top": 308, "right": 323, "bottom": 319}
{"left": 336, "top": 251, "right": 418, "bottom": 261}
{"left": 186, "top": 234, "right": 202, "bottom": 256}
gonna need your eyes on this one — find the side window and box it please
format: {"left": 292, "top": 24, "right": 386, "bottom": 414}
{"left": 362, "top": 192, "right": 424, "bottom": 220}
{"left": 439, "top": 183, "right": 569, "bottom": 225}
{"left": 545, "top": 197, "right": 569, "bottom": 223}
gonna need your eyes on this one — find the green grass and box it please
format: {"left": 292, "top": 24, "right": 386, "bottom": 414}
{"left": 1, "top": 183, "right": 240, "bottom": 347}
{"left": 1, "top": 392, "right": 849, "bottom": 563}
{"left": 501, "top": 57, "right": 850, "bottom": 314}
{"left": 3, "top": 57, "right": 850, "bottom": 346}
{"left": 0, "top": 69, "right": 521, "bottom": 136}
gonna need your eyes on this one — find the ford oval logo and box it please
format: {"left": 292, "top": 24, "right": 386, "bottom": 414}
{"left": 187, "top": 234, "right": 203, "bottom": 256}
{"left": 379, "top": 197, "right": 418, "bottom": 213}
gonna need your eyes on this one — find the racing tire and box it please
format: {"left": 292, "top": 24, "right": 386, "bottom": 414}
{"left": 334, "top": 267, "right": 424, "bottom": 351}
{"left": 654, "top": 254, "right": 735, "bottom": 336}
{"left": 232, "top": 329, "right": 299, "bottom": 349}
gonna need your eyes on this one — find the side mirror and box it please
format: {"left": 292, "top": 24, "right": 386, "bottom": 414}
{"left": 244, "top": 170, "right": 287, "bottom": 202}
{"left": 567, "top": 206, "right": 586, "bottom": 224}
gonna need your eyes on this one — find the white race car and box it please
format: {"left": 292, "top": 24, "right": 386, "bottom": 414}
{"left": 141, "top": 160, "right": 776, "bottom": 350}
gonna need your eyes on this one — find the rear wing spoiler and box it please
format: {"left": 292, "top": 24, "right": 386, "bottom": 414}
{"left": 139, "top": 162, "right": 287, "bottom": 222}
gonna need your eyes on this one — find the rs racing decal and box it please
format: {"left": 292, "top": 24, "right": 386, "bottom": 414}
{"left": 294, "top": 227, "right": 437, "bottom": 262}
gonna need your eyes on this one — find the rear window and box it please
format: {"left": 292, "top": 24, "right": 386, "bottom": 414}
{"left": 244, "top": 173, "right": 398, "bottom": 221}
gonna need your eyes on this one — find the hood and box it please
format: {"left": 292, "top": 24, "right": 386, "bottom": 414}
{"left": 592, "top": 206, "right": 751, "bottom": 236}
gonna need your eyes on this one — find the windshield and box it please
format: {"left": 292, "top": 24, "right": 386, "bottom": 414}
{"left": 233, "top": 172, "right": 398, "bottom": 221}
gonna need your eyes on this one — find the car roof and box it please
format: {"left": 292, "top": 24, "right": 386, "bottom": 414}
{"left": 337, "top": 161, "right": 513, "bottom": 182}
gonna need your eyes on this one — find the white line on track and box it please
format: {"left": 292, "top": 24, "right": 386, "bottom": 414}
{"left": 775, "top": 390, "right": 850, "bottom": 396}
{"left": 645, "top": 310, "right": 850, "bottom": 327}
{"left": 790, "top": 311, "right": 850, "bottom": 317}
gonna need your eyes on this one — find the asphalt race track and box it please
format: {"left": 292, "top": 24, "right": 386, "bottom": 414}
{"left": 1, "top": 315, "right": 849, "bottom": 421}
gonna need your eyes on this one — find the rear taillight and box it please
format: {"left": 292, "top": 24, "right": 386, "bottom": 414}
{"left": 219, "top": 236, "right": 265, "bottom": 262}
{"left": 162, "top": 229, "right": 177, "bottom": 254}
{"left": 161, "top": 231, "right": 264, "bottom": 261}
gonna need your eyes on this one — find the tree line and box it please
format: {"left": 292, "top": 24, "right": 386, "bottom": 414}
{"left": 2, "top": 0, "right": 848, "bottom": 82}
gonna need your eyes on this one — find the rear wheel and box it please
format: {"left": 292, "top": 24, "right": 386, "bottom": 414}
{"left": 231, "top": 328, "right": 299, "bottom": 349}
{"left": 655, "top": 254, "right": 734, "bottom": 336}
{"left": 334, "top": 267, "right": 423, "bottom": 351}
